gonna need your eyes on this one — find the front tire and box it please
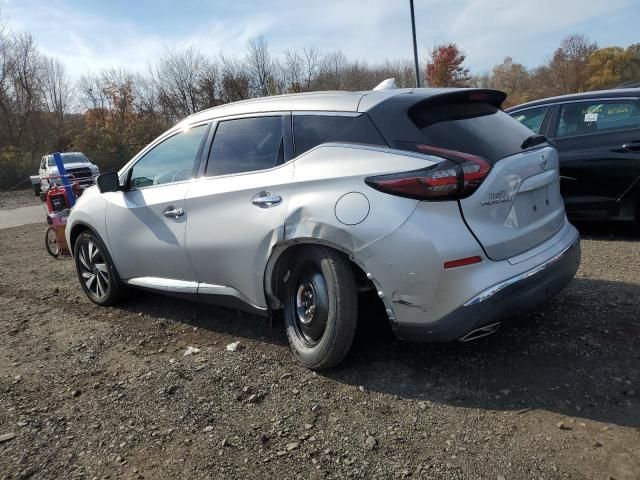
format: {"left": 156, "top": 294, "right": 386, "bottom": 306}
{"left": 284, "top": 246, "right": 358, "bottom": 370}
{"left": 73, "top": 231, "right": 126, "bottom": 306}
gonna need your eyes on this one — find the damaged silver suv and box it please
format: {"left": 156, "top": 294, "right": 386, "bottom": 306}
{"left": 66, "top": 87, "right": 580, "bottom": 369}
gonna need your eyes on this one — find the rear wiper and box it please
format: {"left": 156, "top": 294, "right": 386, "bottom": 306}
{"left": 521, "top": 134, "right": 549, "bottom": 150}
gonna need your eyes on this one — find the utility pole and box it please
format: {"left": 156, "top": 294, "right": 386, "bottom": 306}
{"left": 410, "top": 0, "right": 420, "bottom": 87}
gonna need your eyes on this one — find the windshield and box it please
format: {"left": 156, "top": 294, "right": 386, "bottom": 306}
{"left": 47, "top": 153, "right": 89, "bottom": 166}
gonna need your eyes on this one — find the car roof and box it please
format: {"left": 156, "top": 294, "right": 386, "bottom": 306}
{"left": 506, "top": 88, "right": 640, "bottom": 112}
{"left": 179, "top": 87, "right": 471, "bottom": 126}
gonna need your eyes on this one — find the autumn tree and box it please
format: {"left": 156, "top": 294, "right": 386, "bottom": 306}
{"left": 586, "top": 45, "right": 640, "bottom": 90}
{"left": 546, "top": 34, "right": 598, "bottom": 94}
{"left": 425, "top": 43, "right": 470, "bottom": 87}
{"left": 491, "top": 57, "right": 531, "bottom": 106}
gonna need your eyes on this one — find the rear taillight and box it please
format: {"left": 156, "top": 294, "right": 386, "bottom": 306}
{"left": 365, "top": 144, "right": 491, "bottom": 200}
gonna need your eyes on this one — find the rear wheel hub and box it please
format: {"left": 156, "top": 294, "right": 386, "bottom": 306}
{"left": 292, "top": 267, "right": 329, "bottom": 346}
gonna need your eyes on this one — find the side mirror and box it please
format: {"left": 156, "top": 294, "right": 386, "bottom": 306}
{"left": 96, "top": 172, "right": 120, "bottom": 193}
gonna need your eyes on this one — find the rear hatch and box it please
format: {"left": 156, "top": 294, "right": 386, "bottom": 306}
{"left": 370, "top": 90, "right": 565, "bottom": 260}
{"left": 458, "top": 146, "right": 564, "bottom": 260}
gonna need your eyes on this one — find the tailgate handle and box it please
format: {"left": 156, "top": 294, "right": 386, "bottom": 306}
{"left": 518, "top": 169, "right": 556, "bottom": 193}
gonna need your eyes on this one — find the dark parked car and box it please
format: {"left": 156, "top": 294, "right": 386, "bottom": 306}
{"left": 506, "top": 88, "right": 640, "bottom": 225}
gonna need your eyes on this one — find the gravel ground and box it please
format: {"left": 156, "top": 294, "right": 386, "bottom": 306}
{"left": 0, "top": 190, "right": 40, "bottom": 210}
{"left": 0, "top": 219, "right": 639, "bottom": 480}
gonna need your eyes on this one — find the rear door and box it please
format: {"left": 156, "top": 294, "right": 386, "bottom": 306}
{"left": 185, "top": 114, "right": 294, "bottom": 308}
{"left": 549, "top": 98, "right": 640, "bottom": 215}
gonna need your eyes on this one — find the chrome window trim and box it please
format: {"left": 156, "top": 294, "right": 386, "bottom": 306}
{"left": 292, "top": 111, "right": 361, "bottom": 117}
{"left": 189, "top": 110, "right": 290, "bottom": 125}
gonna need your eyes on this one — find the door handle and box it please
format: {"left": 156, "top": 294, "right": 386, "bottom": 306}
{"left": 163, "top": 205, "right": 184, "bottom": 219}
{"left": 621, "top": 141, "right": 640, "bottom": 152}
{"left": 251, "top": 192, "right": 282, "bottom": 208}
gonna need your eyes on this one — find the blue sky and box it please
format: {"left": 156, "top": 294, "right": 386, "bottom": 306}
{"left": 2, "top": 0, "right": 639, "bottom": 78}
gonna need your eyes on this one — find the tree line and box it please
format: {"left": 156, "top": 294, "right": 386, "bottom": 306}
{"left": 1, "top": 10, "right": 639, "bottom": 190}
{"left": 429, "top": 35, "right": 640, "bottom": 107}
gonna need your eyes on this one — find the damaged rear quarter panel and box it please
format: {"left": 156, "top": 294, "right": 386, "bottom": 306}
{"left": 284, "top": 144, "right": 428, "bottom": 248}
{"left": 282, "top": 144, "right": 430, "bottom": 316}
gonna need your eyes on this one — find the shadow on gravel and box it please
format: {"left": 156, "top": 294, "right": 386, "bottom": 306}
{"left": 118, "top": 290, "right": 288, "bottom": 347}
{"left": 329, "top": 279, "right": 640, "bottom": 429}
{"left": 574, "top": 221, "right": 640, "bottom": 241}
{"left": 119, "top": 276, "right": 639, "bottom": 429}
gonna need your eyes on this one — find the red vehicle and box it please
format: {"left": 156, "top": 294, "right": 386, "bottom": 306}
{"left": 41, "top": 175, "right": 80, "bottom": 257}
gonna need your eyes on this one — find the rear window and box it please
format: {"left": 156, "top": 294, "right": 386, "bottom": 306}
{"left": 293, "top": 114, "right": 386, "bottom": 156}
{"left": 407, "top": 100, "right": 537, "bottom": 163}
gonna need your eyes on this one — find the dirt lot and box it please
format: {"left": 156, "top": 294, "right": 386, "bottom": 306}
{"left": 0, "top": 190, "right": 40, "bottom": 210}
{"left": 0, "top": 216, "right": 639, "bottom": 479}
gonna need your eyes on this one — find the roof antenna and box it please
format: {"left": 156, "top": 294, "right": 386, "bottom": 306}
{"left": 373, "top": 78, "right": 398, "bottom": 91}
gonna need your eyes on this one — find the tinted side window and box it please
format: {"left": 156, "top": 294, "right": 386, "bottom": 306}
{"left": 206, "top": 116, "right": 283, "bottom": 176}
{"left": 293, "top": 115, "right": 385, "bottom": 156}
{"left": 556, "top": 100, "right": 640, "bottom": 138}
{"left": 511, "top": 106, "right": 548, "bottom": 134}
{"left": 131, "top": 124, "right": 207, "bottom": 188}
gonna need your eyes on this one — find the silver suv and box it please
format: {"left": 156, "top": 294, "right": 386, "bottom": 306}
{"left": 66, "top": 88, "right": 581, "bottom": 369}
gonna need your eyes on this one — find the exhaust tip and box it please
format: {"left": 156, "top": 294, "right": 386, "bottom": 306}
{"left": 459, "top": 322, "right": 501, "bottom": 342}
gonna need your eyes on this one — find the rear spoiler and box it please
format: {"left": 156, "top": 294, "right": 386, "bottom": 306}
{"left": 408, "top": 89, "right": 508, "bottom": 130}
{"left": 365, "top": 88, "right": 509, "bottom": 148}
{"left": 411, "top": 89, "right": 507, "bottom": 110}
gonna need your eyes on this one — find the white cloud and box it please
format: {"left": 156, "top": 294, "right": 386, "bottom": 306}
{"left": 2, "top": 0, "right": 638, "bottom": 78}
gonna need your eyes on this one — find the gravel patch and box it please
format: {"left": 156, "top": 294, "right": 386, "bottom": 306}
{"left": 1, "top": 220, "right": 638, "bottom": 479}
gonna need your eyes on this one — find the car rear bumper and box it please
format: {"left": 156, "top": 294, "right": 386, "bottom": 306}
{"left": 393, "top": 234, "right": 581, "bottom": 342}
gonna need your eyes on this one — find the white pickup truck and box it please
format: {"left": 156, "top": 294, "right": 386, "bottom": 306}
{"left": 31, "top": 152, "right": 100, "bottom": 195}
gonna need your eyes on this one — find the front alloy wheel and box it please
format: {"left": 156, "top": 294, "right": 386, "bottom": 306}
{"left": 78, "top": 239, "right": 110, "bottom": 300}
{"left": 74, "top": 231, "right": 125, "bottom": 306}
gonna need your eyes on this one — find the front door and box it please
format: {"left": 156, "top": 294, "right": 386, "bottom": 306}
{"left": 105, "top": 123, "right": 210, "bottom": 284}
